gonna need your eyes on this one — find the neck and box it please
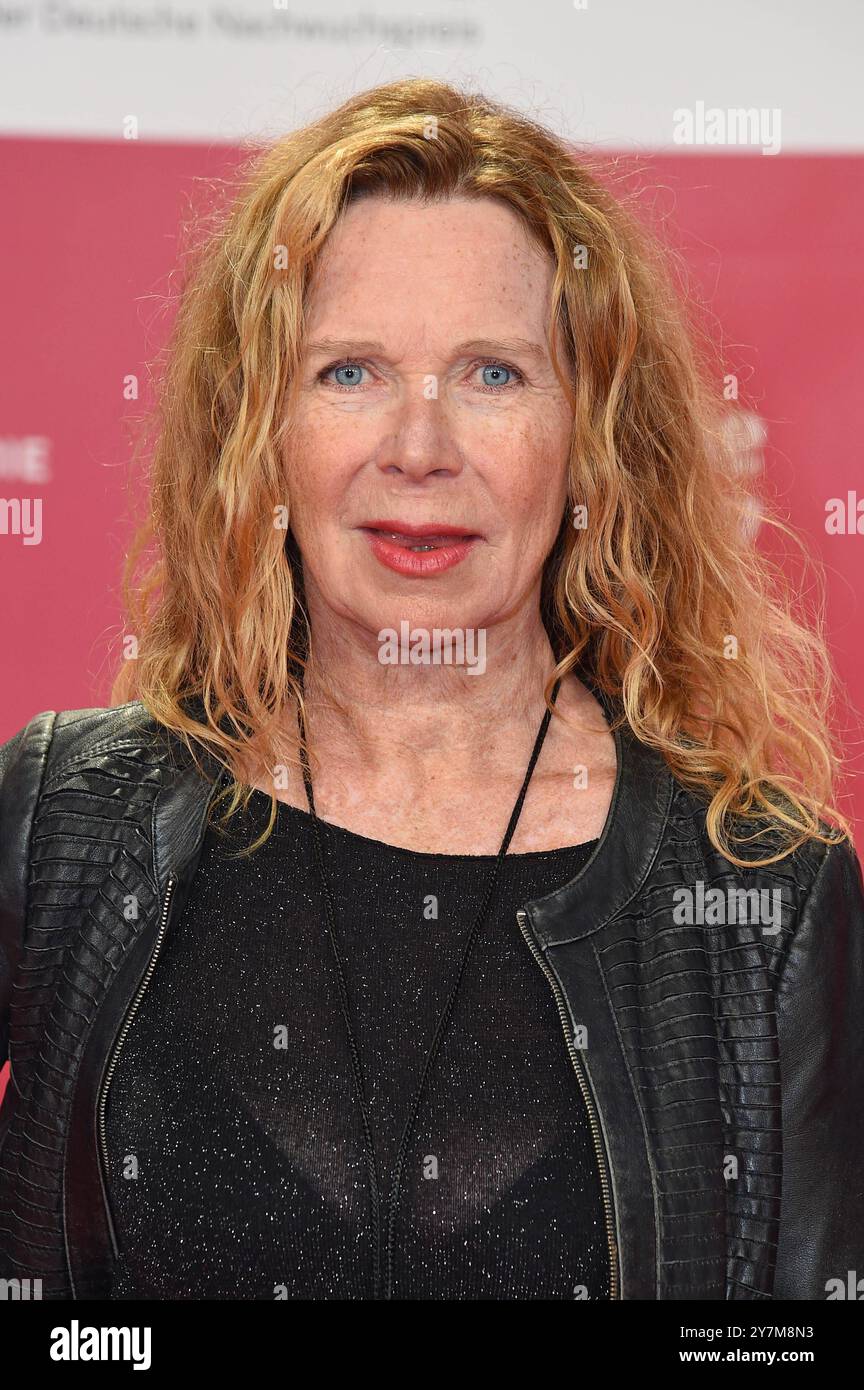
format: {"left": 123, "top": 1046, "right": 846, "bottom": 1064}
{"left": 298, "top": 596, "right": 561, "bottom": 775}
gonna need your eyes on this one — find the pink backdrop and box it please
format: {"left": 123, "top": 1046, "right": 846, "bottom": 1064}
{"left": 1, "top": 140, "right": 862, "bottom": 864}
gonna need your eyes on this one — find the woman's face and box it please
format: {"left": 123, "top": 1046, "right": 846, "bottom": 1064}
{"left": 284, "top": 194, "right": 574, "bottom": 652}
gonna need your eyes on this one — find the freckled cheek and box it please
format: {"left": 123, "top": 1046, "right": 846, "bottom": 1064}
{"left": 490, "top": 433, "right": 568, "bottom": 538}
{"left": 285, "top": 421, "right": 367, "bottom": 535}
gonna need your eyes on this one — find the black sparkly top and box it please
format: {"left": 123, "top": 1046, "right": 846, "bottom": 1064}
{"left": 105, "top": 793, "right": 611, "bottom": 1300}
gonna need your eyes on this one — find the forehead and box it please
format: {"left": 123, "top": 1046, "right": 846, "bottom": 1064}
{"left": 304, "top": 195, "right": 558, "bottom": 347}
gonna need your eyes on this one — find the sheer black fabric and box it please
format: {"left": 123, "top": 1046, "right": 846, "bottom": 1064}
{"left": 105, "top": 794, "right": 610, "bottom": 1300}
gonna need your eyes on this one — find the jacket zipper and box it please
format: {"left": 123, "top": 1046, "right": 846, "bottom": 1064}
{"left": 96, "top": 871, "right": 178, "bottom": 1231}
{"left": 516, "top": 908, "right": 620, "bottom": 1300}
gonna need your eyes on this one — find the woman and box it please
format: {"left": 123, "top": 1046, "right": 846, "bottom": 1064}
{"left": 1, "top": 77, "right": 862, "bottom": 1302}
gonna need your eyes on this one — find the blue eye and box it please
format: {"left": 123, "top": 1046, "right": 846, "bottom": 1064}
{"left": 483, "top": 364, "right": 511, "bottom": 386}
{"left": 477, "top": 362, "right": 522, "bottom": 391}
{"left": 325, "top": 362, "right": 366, "bottom": 389}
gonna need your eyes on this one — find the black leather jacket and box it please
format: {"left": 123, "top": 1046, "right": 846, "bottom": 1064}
{"left": 1, "top": 694, "right": 863, "bottom": 1300}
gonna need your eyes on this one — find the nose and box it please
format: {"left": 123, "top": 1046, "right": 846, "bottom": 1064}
{"left": 376, "top": 391, "right": 464, "bottom": 482}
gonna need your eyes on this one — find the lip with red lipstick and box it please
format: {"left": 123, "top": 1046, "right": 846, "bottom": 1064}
{"left": 359, "top": 519, "right": 481, "bottom": 576}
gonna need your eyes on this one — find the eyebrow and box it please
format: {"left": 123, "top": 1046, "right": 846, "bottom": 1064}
{"left": 304, "top": 336, "right": 551, "bottom": 363}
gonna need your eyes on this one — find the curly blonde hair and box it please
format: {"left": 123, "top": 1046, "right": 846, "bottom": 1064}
{"left": 112, "top": 76, "right": 854, "bottom": 867}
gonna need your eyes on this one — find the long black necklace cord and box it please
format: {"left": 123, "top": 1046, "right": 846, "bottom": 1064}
{"left": 297, "top": 677, "right": 563, "bottom": 1300}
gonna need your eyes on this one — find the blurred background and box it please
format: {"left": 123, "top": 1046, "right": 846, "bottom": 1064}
{"left": 1, "top": 0, "right": 862, "bottom": 831}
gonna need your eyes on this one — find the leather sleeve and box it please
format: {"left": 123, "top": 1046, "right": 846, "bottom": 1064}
{"left": 773, "top": 836, "right": 864, "bottom": 1298}
{"left": 0, "top": 711, "right": 56, "bottom": 1068}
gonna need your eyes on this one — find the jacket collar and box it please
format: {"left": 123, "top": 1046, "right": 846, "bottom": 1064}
{"left": 525, "top": 674, "right": 675, "bottom": 947}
